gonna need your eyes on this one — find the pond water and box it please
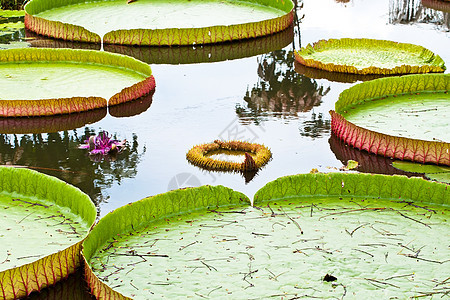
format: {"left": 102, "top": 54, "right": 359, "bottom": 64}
{"left": 0, "top": 0, "right": 449, "bottom": 297}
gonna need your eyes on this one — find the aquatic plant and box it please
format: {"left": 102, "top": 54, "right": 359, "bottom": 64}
{"left": 24, "top": 0, "right": 294, "bottom": 46}
{"left": 392, "top": 161, "right": 450, "bottom": 184}
{"left": 81, "top": 173, "right": 449, "bottom": 299}
{"left": 186, "top": 140, "right": 272, "bottom": 172}
{"left": 0, "top": 166, "right": 96, "bottom": 299}
{"left": 294, "top": 38, "right": 445, "bottom": 75}
{"left": 0, "top": 48, "right": 155, "bottom": 117}
{"left": 82, "top": 185, "right": 248, "bottom": 299}
{"left": 79, "top": 131, "right": 126, "bottom": 157}
{"left": 330, "top": 73, "right": 449, "bottom": 165}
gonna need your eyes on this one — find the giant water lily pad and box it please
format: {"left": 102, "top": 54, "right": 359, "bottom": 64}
{"left": 82, "top": 185, "right": 248, "bottom": 299}
{"left": 393, "top": 160, "right": 450, "bottom": 184}
{"left": 83, "top": 173, "right": 449, "bottom": 299}
{"left": 24, "top": 0, "right": 294, "bottom": 46}
{"left": 294, "top": 38, "right": 445, "bottom": 75}
{"left": 0, "top": 166, "right": 96, "bottom": 299}
{"left": 0, "top": 48, "right": 155, "bottom": 117}
{"left": 331, "top": 73, "right": 450, "bottom": 165}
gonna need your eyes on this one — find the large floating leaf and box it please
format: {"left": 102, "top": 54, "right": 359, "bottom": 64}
{"left": 24, "top": 0, "right": 294, "bottom": 45}
{"left": 254, "top": 172, "right": 448, "bottom": 205}
{"left": 331, "top": 73, "right": 450, "bottom": 165}
{"left": 393, "top": 160, "right": 450, "bottom": 184}
{"left": 82, "top": 185, "right": 249, "bottom": 299}
{"left": 294, "top": 38, "right": 445, "bottom": 75}
{"left": 0, "top": 10, "right": 25, "bottom": 18}
{"left": 0, "top": 48, "right": 155, "bottom": 117}
{"left": 83, "top": 173, "right": 449, "bottom": 299}
{"left": 0, "top": 166, "right": 96, "bottom": 299}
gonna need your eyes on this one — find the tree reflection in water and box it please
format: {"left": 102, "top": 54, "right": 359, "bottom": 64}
{"left": 390, "top": 0, "right": 449, "bottom": 31}
{"left": 299, "top": 112, "right": 331, "bottom": 139}
{"left": 237, "top": 50, "right": 330, "bottom": 123}
{"left": 0, "top": 129, "right": 145, "bottom": 211}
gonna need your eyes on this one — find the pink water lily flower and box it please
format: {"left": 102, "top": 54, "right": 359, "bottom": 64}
{"left": 79, "top": 131, "right": 126, "bottom": 156}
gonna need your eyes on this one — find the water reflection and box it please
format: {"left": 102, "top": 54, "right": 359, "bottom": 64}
{"left": 25, "top": 27, "right": 294, "bottom": 65}
{"left": 190, "top": 165, "right": 260, "bottom": 184}
{"left": 25, "top": 29, "right": 100, "bottom": 50}
{"left": 237, "top": 50, "right": 330, "bottom": 123}
{"left": 294, "top": 61, "right": 386, "bottom": 83}
{"left": 0, "top": 130, "right": 145, "bottom": 210}
{"left": 0, "top": 92, "right": 153, "bottom": 134}
{"left": 27, "top": 269, "right": 94, "bottom": 300}
{"left": 390, "top": 0, "right": 449, "bottom": 31}
{"left": 0, "top": 108, "right": 107, "bottom": 134}
{"left": 328, "top": 134, "right": 421, "bottom": 177}
{"left": 0, "top": 15, "right": 26, "bottom": 48}
{"left": 188, "top": 149, "right": 262, "bottom": 184}
{"left": 299, "top": 112, "right": 331, "bottom": 139}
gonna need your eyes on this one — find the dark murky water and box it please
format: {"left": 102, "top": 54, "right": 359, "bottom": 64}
{"left": 1, "top": 0, "right": 449, "bottom": 298}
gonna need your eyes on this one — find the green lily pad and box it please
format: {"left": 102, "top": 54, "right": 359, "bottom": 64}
{"left": 426, "top": 172, "right": 450, "bottom": 183}
{"left": 83, "top": 185, "right": 249, "bottom": 299}
{"left": 0, "top": 48, "right": 155, "bottom": 117}
{"left": 342, "top": 91, "right": 448, "bottom": 142}
{"left": 0, "top": 9, "right": 25, "bottom": 18}
{"left": 294, "top": 38, "right": 445, "bottom": 75}
{"left": 392, "top": 160, "right": 450, "bottom": 184}
{"left": 24, "top": 0, "right": 294, "bottom": 45}
{"left": 393, "top": 161, "right": 450, "bottom": 174}
{"left": 0, "top": 166, "right": 96, "bottom": 299}
{"left": 331, "top": 73, "right": 450, "bottom": 166}
{"left": 0, "top": 21, "right": 24, "bottom": 32}
{"left": 83, "top": 173, "right": 449, "bottom": 299}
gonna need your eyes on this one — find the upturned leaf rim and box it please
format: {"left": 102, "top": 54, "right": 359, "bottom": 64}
{"left": 0, "top": 48, "right": 155, "bottom": 117}
{"left": 0, "top": 166, "right": 96, "bottom": 299}
{"left": 294, "top": 38, "right": 446, "bottom": 75}
{"left": 330, "top": 73, "right": 450, "bottom": 166}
